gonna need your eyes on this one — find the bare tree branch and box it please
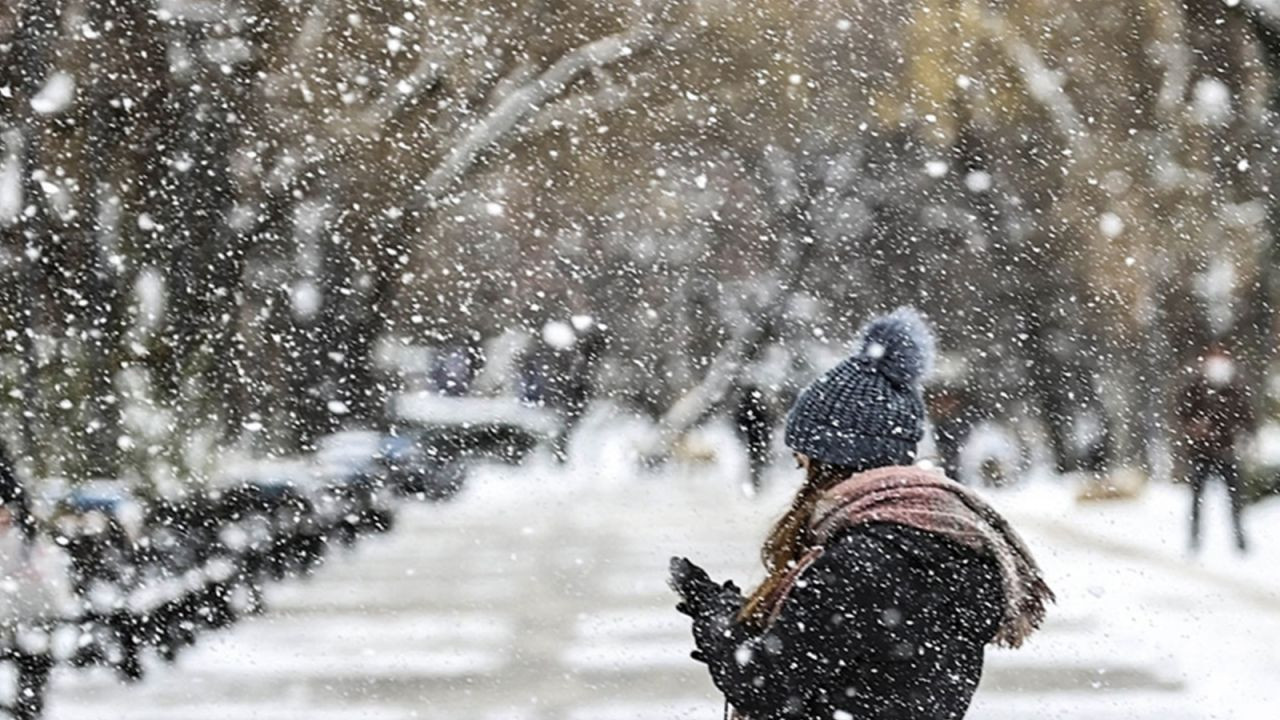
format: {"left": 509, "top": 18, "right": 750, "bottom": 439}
{"left": 1246, "top": 0, "right": 1280, "bottom": 25}
{"left": 354, "top": 52, "right": 445, "bottom": 130}
{"left": 1244, "top": 0, "right": 1280, "bottom": 73}
{"left": 415, "top": 19, "right": 668, "bottom": 207}
{"left": 265, "top": 47, "right": 444, "bottom": 194}
{"left": 648, "top": 148, "right": 823, "bottom": 455}
{"left": 525, "top": 67, "right": 646, "bottom": 135}
{"left": 980, "top": 13, "right": 1092, "bottom": 159}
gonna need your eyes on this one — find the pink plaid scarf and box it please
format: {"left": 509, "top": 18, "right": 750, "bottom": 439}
{"left": 801, "top": 465, "right": 1053, "bottom": 648}
{"left": 728, "top": 467, "right": 1052, "bottom": 719}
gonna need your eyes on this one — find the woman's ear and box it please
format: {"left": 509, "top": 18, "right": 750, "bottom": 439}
{"left": 794, "top": 453, "right": 810, "bottom": 470}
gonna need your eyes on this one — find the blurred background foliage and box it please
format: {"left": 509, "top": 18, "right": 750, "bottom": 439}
{"left": 1, "top": 0, "right": 1279, "bottom": 487}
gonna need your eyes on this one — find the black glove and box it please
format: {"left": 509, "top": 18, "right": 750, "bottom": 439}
{"left": 670, "top": 557, "right": 746, "bottom": 665}
{"left": 668, "top": 556, "right": 717, "bottom": 614}
{"left": 669, "top": 557, "right": 743, "bottom": 613}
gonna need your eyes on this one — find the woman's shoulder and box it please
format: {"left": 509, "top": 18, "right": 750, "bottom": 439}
{"left": 815, "top": 523, "right": 1003, "bottom": 634}
{"left": 826, "top": 520, "right": 964, "bottom": 554}
{"left": 822, "top": 522, "right": 1000, "bottom": 584}
{"left": 802, "top": 523, "right": 933, "bottom": 584}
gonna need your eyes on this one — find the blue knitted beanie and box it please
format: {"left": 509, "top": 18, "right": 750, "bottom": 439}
{"left": 784, "top": 308, "right": 935, "bottom": 469}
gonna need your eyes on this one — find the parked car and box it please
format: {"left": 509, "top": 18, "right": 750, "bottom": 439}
{"left": 393, "top": 392, "right": 559, "bottom": 479}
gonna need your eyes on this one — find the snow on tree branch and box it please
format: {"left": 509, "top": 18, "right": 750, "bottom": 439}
{"left": 981, "top": 14, "right": 1091, "bottom": 159}
{"left": 1246, "top": 0, "right": 1280, "bottom": 26}
{"left": 265, "top": 49, "right": 445, "bottom": 194}
{"left": 415, "top": 16, "right": 671, "bottom": 207}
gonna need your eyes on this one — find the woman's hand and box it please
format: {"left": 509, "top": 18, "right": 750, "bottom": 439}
{"left": 669, "top": 557, "right": 742, "bottom": 614}
{"left": 669, "top": 556, "right": 747, "bottom": 666}
{"left": 668, "top": 556, "right": 715, "bottom": 613}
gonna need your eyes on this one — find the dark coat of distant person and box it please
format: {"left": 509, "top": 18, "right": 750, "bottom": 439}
{"left": 1176, "top": 363, "right": 1255, "bottom": 460}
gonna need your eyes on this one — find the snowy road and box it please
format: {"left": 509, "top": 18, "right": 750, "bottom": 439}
{"left": 39, "top": 445, "right": 1280, "bottom": 720}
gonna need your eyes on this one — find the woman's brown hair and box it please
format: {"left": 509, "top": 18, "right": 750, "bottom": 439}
{"left": 738, "top": 459, "right": 856, "bottom": 627}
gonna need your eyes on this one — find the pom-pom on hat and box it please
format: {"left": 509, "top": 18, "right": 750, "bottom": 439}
{"left": 785, "top": 308, "right": 935, "bottom": 470}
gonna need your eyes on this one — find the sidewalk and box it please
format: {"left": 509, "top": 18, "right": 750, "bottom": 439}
{"left": 36, "top": 437, "right": 1280, "bottom": 719}
{"left": 998, "top": 479, "right": 1280, "bottom": 609}
{"left": 972, "top": 479, "right": 1280, "bottom": 719}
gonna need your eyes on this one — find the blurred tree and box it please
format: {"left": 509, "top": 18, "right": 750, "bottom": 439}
{"left": 2, "top": 0, "right": 1279, "bottom": 486}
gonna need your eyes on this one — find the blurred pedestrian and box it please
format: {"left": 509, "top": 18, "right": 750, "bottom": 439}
{"left": 0, "top": 440, "right": 66, "bottom": 720}
{"left": 669, "top": 309, "right": 1052, "bottom": 720}
{"left": 558, "top": 316, "right": 605, "bottom": 458}
{"left": 926, "top": 378, "right": 980, "bottom": 482}
{"left": 0, "top": 439, "right": 35, "bottom": 543}
{"left": 732, "top": 384, "right": 774, "bottom": 492}
{"left": 521, "top": 317, "right": 605, "bottom": 462}
{"left": 519, "top": 321, "right": 571, "bottom": 408}
{"left": 430, "top": 341, "right": 481, "bottom": 397}
{"left": 1176, "top": 346, "right": 1256, "bottom": 553}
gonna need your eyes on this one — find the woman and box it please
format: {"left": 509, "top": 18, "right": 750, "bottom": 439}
{"left": 670, "top": 309, "right": 1052, "bottom": 720}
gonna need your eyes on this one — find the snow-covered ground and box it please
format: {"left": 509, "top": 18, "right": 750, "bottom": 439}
{"left": 975, "top": 479, "right": 1280, "bottom": 719}
{"left": 36, "top": 411, "right": 1280, "bottom": 719}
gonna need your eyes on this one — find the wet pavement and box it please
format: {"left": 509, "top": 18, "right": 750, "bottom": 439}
{"left": 40, "top": 462, "right": 1280, "bottom": 720}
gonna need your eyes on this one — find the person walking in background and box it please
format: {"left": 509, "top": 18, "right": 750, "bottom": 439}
{"left": 520, "top": 317, "right": 605, "bottom": 462}
{"left": 0, "top": 438, "right": 62, "bottom": 720}
{"left": 1177, "top": 346, "right": 1256, "bottom": 553}
{"left": 669, "top": 309, "right": 1052, "bottom": 720}
{"left": 558, "top": 316, "right": 606, "bottom": 461}
{"left": 430, "top": 340, "right": 482, "bottom": 397}
{"left": 733, "top": 384, "right": 774, "bottom": 492}
{"left": 926, "top": 378, "right": 980, "bottom": 483}
{"left": 0, "top": 439, "right": 35, "bottom": 543}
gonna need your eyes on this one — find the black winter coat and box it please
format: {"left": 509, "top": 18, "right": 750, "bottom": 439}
{"left": 694, "top": 522, "right": 1004, "bottom": 720}
{"left": 1176, "top": 376, "right": 1255, "bottom": 460}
